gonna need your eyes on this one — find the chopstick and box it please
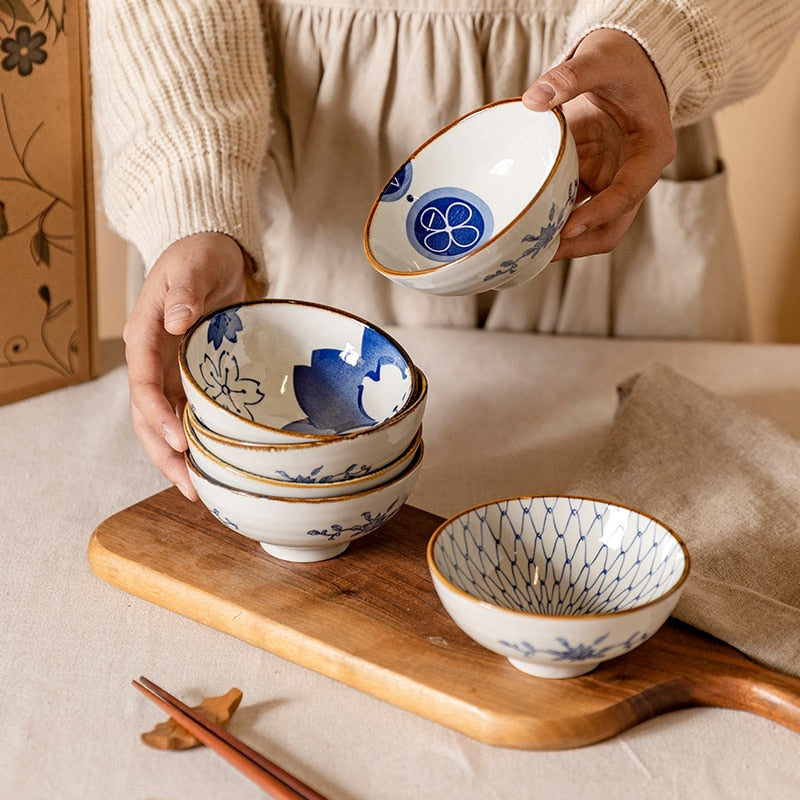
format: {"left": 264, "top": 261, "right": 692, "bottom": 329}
{"left": 133, "top": 676, "right": 328, "bottom": 800}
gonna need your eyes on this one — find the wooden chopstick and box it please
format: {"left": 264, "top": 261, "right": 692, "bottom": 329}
{"left": 133, "top": 677, "right": 328, "bottom": 800}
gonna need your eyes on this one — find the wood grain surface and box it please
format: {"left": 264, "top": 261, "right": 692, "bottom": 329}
{"left": 88, "top": 488, "right": 800, "bottom": 750}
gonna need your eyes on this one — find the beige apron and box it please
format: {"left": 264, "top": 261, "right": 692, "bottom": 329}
{"left": 259, "top": 0, "right": 746, "bottom": 339}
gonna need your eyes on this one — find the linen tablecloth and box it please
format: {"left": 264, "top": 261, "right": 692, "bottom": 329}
{"left": 2, "top": 333, "right": 800, "bottom": 799}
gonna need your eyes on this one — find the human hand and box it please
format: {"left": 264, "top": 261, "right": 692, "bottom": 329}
{"left": 522, "top": 28, "right": 676, "bottom": 260}
{"left": 123, "top": 232, "right": 261, "bottom": 499}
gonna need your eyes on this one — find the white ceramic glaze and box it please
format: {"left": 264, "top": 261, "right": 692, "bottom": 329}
{"left": 183, "top": 369, "right": 427, "bottom": 482}
{"left": 187, "top": 444, "right": 424, "bottom": 562}
{"left": 179, "top": 299, "right": 418, "bottom": 443}
{"left": 186, "top": 408, "right": 423, "bottom": 498}
{"left": 364, "top": 99, "right": 579, "bottom": 296}
{"left": 427, "top": 495, "right": 690, "bottom": 679}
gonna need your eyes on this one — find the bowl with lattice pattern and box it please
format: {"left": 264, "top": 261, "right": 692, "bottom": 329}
{"left": 427, "top": 495, "right": 689, "bottom": 679}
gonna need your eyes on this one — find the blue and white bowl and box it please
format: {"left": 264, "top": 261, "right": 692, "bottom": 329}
{"left": 182, "top": 369, "right": 427, "bottom": 484}
{"left": 364, "top": 99, "right": 579, "bottom": 295}
{"left": 179, "top": 299, "right": 418, "bottom": 443}
{"left": 186, "top": 409, "right": 423, "bottom": 499}
{"left": 427, "top": 496, "right": 690, "bottom": 679}
{"left": 186, "top": 442, "right": 424, "bottom": 562}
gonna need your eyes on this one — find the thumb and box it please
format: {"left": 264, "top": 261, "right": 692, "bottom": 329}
{"left": 163, "top": 284, "right": 205, "bottom": 335}
{"left": 155, "top": 232, "right": 247, "bottom": 335}
{"left": 522, "top": 57, "right": 591, "bottom": 111}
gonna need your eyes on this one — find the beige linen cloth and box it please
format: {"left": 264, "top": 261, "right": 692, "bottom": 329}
{"left": 567, "top": 362, "right": 800, "bottom": 678}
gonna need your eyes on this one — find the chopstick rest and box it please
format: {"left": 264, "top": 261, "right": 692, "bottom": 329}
{"left": 141, "top": 687, "right": 243, "bottom": 750}
{"left": 133, "top": 677, "right": 328, "bottom": 800}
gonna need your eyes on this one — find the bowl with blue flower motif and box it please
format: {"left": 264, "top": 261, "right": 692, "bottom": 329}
{"left": 427, "top": 495, "right": 690, "bottom": 679}
{"left": 185, "top": 441, "right": 424, "bottom": 562}
{"left": 364, "top": 98, "right": 579, "bottom": 295}
{"left": 181, "top": 368, "right": 427, "bottom": 485}
{"left": 185, "top": 405, "right": 423, "bottom": 498}
{"left": 179, "top": 299, "right": 419, "bottom": 443}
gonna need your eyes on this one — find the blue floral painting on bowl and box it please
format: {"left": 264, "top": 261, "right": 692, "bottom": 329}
{"left": 289, "top": 327, "right": 411, "bottom": 434}
{"left": 199, "top": 349, "right": 266, "bottom": 420}
{"left": 207, "top": 307, "right": 244, "bottom": 348}
{"left": 200, "top": 307, "right": 411, "bottom": 432}
{"left": 406, "top": 187, "right": 494, "bottom": 262}
{"left": 380, "top": 161, "right": 413, "bottom": 202}
{"left": 482, "top": 178, "right": 578, "bottom": 284}
{"left": 199, "top": 307, "right": 265, "bottom": 420}
{"left": 498, "top": 631, "right": 648, "bottom": 665}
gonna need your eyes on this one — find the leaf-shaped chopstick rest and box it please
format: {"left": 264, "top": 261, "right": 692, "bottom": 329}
{"left": 141, "top": 687, "right": 243, "bottom": 750}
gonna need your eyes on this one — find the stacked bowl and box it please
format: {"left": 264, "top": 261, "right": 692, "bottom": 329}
{"left": 178, "top": 299, "right": 427, "bottom": 562}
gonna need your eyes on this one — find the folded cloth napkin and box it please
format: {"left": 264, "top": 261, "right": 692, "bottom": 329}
{"left": 567, "top": 362, "right": 800, "bottom": 678}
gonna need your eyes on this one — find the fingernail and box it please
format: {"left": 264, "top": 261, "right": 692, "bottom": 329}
{"left": 524, "top": 83, "right": 556, "bottom": 107}
{"left": 162, "top": 424, "right": 182, "bottom": 451}
{"left": 563, "top": 224, "right": 587, "bottom": 239}
{"left": 176, "top": 481, "right": 194, "bottom": 501}
{"left": 165, "top": 303, "right": 192, "bottom": 326}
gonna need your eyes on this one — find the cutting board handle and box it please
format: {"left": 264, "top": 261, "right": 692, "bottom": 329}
{"left": 689, "top": 668, "right": 800, "bottom": 735}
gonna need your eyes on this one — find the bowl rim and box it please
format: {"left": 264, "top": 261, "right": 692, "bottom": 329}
{"left": 184, "top": 367, "right": 428, "bottom": 451}
{"left": 426, "top": 494, "right": 691, "bottom": 621}
{"left": 363, "top": 98, "right": 570, "bottom": 277}
{"left": 178, "top": 298, "right": 420, "bottom": 440}
{"left": 185, "top": 406, "right": 423, "bottom": 491}
{"left": 186, "top": 438, "right": 424, "bottom": 505}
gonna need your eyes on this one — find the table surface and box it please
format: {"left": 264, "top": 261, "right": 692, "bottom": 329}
{"left": 3, "top": 329, "right": 800, "bottom": 800}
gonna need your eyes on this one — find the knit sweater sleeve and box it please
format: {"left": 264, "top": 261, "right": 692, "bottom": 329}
{"left": 89, "top": 0, "right": 270, "bottom": 273}
{"left": 562, "top": 0, "right": 800, "bottom": 127}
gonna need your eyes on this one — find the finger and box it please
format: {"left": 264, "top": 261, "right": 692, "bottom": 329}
{"left": 159, "top": 233, "right": 249, "bottom": 335}
{"left": 522, "top": 59, "right": 583, "bottom": 110}
{"left": 123, "top": 314, "right": 188, "bottom": 456}
{"left": 522, "top": 43, "right": 619, "bottom": 111}
{"left": 565, "top": 138, "right": 669, "bottom": 234}
{"left": 128, "top": 368, "right": 187, "bottom": 445}
{"left": 553, "top": 205, "right": 639, "bottom": 261}
{"left": 126, "top": 368, "right": 189, "bottom": 495}
{"left": 522, "top": 30, "right": 652, "bottom": 112}
{"left": 163, "top": 283, "right": 206, "bottom": 336}
{"left": 131, "top": 402, "right": 197, "bottom": 500}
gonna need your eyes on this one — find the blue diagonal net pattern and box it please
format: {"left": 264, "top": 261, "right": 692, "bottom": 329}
{"left": 434, "top": 497, "right": 685, "bottom": 616}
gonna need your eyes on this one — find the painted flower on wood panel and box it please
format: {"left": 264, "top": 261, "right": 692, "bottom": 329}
{"left": 1, "top": 24, "right": 47, "bottom": 76}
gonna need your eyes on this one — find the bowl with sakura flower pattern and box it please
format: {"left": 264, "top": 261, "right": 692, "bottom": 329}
{"left": 364, "top": 98, "right": 579, "bottom": 295}
{"left": 427, "top": 495, "right": 690, "bottom": 679}
{"left": 179, "top": 299, "right": 418, "bottom": 444}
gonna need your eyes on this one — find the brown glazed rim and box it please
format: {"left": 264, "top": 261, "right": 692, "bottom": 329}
{"left": 426, "top": 494, "right": 691, "bottom": 620}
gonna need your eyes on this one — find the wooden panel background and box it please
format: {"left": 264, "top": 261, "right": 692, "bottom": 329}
{"left": 0, "top": 0, "right": 96, "bottom": 404}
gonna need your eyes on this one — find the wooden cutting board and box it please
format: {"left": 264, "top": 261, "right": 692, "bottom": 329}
{"left": 88, "top": 488, "right": 800, "bottom": 750}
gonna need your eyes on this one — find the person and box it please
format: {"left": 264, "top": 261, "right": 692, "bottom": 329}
{"left": 88, "top": 0, "right": 799, "bottom": 500}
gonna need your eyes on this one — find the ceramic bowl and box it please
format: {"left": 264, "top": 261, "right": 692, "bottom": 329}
{"left": 182, "top": 368, "right": 428, "bottom": 482}
{"left": 427, "top": 495, "right": 690, "bottom": 679}
{"left": 364, "top": 98, "right": 579, "bottom": 295}
{"left": 179, "top": 299, "right": 418, "bottom": 443}
{"left": 186, "top": 409, "right": 423, "bottom": 498}
{"left": 186, "top": 443, "right": 424, "bottom": 562}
